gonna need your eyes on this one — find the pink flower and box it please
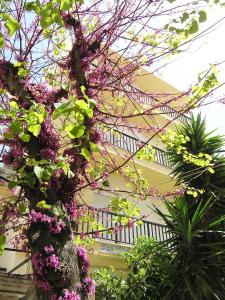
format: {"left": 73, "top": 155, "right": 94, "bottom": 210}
{"left": 35, "top": 279, "right": 51, "bottom": 292}
{"left": 32, "top": 252, "right": 45, "bottom": 275}
{"left": 56, "top": 289, "right": 81, "bottom": 300}
{"left": 46, "top": 254, "right": 60, "bottom": 269}
{"left": 49, "top": 219, "right": 65, "bottom": 234}
{"left": 91, "top": 181, "right": 98, "bottom": 189}
{"left": 2, "top": 145, "right": 24, "bottom": 167}
{"left": 94, "top": 230, "right": 100, "bottom": 238}
{"left": 77, "top": 247, "right": 87, "bottom": 261}
{"left": 77, "top": 246, "right": 89, "bottom": 277}
{"left": 62, "top": 290, "right": 80, "bottom": 300}
{"left": 65, "top": 200, "right": 78, "bottom": 219}
{"left": 44, "top": 245, "right": 54, "bottom": 254}
{"left": 127, "top": 220, "right": 134, "bottom": 228}
{"left": 82, "top": 277, "right": 95, "bottom": 295}
{"left": 29, "top": 210, "right": 64, "bottom": 234}
{"left": 40, "top": 147, "right": 56, "bottom": 161}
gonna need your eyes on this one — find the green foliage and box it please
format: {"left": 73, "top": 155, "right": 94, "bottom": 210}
{"left": 1, "top": 101, "right": 48, "bottom": 141}
{"left": 123, "top": 237, "right": 172, "bottom": 300}
{"left": 4, "top": 14, "right": 20, "bottom": 35}
{"left": 24, "top": 0, "right": 83, "bottom": 29}
{"left": 25, "top": 1, "right": 63, "bottom": 29}
{"left": 0, "top": 33, "right": 4, "bottom": 48}
{"left": 109, "top": 196, "right": 140, "bottom": 224}
{"left": 155, "top": 197, "right": 225, "bottom": 300}
{"left": 18, "top": 202, "right": 27, "bottom": 214}
{"left": 123, "top": 165, "right": 150, "bottom": 199}
{"left": 81, "top": 147, "right": 90, "bottom": 160}
{"left": 36, "top": 200, "right": 52, "bottom": 210}
{"left": 8, "top": 157, "right": 74, "bottom": 197}
{"left": 135, "top": 144, "right": 156, "bottom": 162}
{"left": 52, "top": 94, "right": 94, "bottom": 141}
{"left": 159, "top": 114, "right": 225, "bottom": 299}
{"left": 94, "top": 237, "right": 172, "bottom": 300}
{"left": 95, "top": 267, "right": 126, "bottom": 300}
{"left": 191, "top": 65, "right": 220, "bottom": 104}
{"left": 0, "top": 234, "right": 6, "bottom": 255}
{"left": 0, "top": 13, "right": 20, "bottom": 36}
{"left": 163, "top": 113, "right": 225, "bottom": 189}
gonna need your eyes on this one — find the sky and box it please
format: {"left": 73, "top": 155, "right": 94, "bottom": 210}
{"left": 158, "top": 5, "right": 225, "bottom": 137}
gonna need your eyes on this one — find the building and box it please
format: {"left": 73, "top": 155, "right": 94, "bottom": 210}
{"left": 0, "top": 70, "right": 189, "bottom": 299}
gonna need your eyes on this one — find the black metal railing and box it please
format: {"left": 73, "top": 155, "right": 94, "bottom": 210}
{"left": 102, "top": 129, "right": 171, "bottom": 168}
{"left": 125, "top": 85, "right": 189, "bottom": 123}
{"left": 78, "top": 209, "right": 171, "bottom": 245}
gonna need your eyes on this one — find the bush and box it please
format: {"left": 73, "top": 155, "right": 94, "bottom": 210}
{"left": 94, "top": 237, "right": 172, "bottom": 300}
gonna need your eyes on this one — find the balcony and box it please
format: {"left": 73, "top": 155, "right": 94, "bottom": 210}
{"left": 78, "top": 208, "right": 171, "bottom": 245}
{"left": 102, "top": 129, "right": 171, "bottom": 169}
{"left": 125, "top": 85, "right": 189, "bottom": 123}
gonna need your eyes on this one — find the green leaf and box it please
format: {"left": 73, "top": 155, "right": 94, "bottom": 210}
{"left": 32, "top": 112, "right": 45, "bottom": 123}
{"left": 86, "top": 108, "right": 93, "bottom": 118}
{"left": 19, "top": 133, "right": 31, "bottom": 142}
{"left": 3, "top": 130, "right": 14, "bottom": 140}
{"left": 67, "top": 124, "right": 85, "bottom": 139}
{"left": 80, "top": 85, "right": 89, "bottom": 100}
{"left": 36, "top": 200, "right": 52, "bottom": 210}
{"left": 8, "top": 181, "right": 18, "bottom": 189}
{"left": 189, "top": 19, "right": 199, "bottom": 34}
{"left": 24, "top": 172, "right": 36, "bottom": 188}
{"left": 28, "top": 124, "right": 41, "bottom": 137}
{"left": 10, "top": 121, "right": 23, "bottom": 134}
{"left": 198, "top": 11, "right": 207, "bottom": 23}
{"left": 17, "top": 67, "right": 29, "bottom": 78}
{"left": 81, "top": 147, "right": 91, "bottom": 160}
{"left": 76, "top": 99, "right": 88, "bottom": 110}
{"left": 4, "top": 15, "right": 20, "bottom": 36}
{"left": 52, "top": 101, "right": 74, "bottom": 119}
{"left": 60, "top": 0, "right": 73, "bottom": 11}
{"left": 34, "top": 165, "right": 53, "bottom": 182}
{"left": 0, "top": 235, "right": 6, "bottom": 255}
{"left": 76, "top": 100, "right": 93, "bottom": 118}
{"left": 89, "top": 98, "right": 96, "bottom": 109}
{"left": 18, "top": 202, "right": 26, "bottom": 214}
{"left": 9, "top": 101, "right": 19, "bottom": 109}
{"left": 24, "top": 1, "right": 38, "bottom": 11}
{"left": 181, "top": 12, "right": 189, "bottom": 23}
{"left": 0, "top": 34, "right": 4, "bottom": 48}
{"left": 39, "top": 159, "right": 49, "bottom": 165}
{"left": 34, "top": 165, "right": 43, "bottom": 180}
{"left": 90, "top": 141, "right": 99, "bottom": 152}
{"left": 102, "top": 180, "right": 110, "bottom": 187}
{"left": 39, "top": 5, "right": 63, "bottom": 28}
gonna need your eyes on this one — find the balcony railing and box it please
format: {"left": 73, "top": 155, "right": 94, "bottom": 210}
{"left": 125, "top": 85, "right": 189, "bottom": 123}
{"left": 78, "top": 208, "right": 171, "bottom": 245}
{"left": 102, "top": 129, "right": 171, "bottom": 169}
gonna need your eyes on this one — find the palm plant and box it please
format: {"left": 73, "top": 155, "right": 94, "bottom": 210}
{"left": 156, "top": 197, "right": 225, "bottom": 300}
{"left": 167, "top": 113, "right": 225, "bottom": 214}
{"left": 158, "top": 113, "right": 225, "bottom": 299}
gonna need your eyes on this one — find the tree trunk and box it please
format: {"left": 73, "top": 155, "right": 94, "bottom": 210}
{"left": 35, "top": 241, "right": 81, "bottom": 300}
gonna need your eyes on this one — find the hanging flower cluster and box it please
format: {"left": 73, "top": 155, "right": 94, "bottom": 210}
{"left": 51, "top": 290, "right": 81, "bottom": 300}
{"left": 77, "top": 246, "right": 95, "bottom": 295}
{"left": 2, "top": 143, "right": 24, "bottom": 168}
{"left": 0, "top": 60, "right": 96, "bottom": 297}
{"left": 29, "top": 210, "right": 65, "bottom": 234}
{"left": 32, "top": 246, "right": 59, "bottom": 291}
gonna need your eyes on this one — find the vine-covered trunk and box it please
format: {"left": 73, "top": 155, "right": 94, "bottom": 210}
{"left": 0, "top": 9, "right": 102, "bottom": 300}
{"left": 34, "top": 241, "right": 81, "bottom": 300}
{"left": 0, "top": 39, "right": 96, "bottom": 300}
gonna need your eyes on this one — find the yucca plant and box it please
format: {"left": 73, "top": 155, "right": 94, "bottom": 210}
{"left": 156, "top": 197, "right": 225, "bottom": 300}
{"left": 158, "top": 113, "right": 225, "bottom": 299}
